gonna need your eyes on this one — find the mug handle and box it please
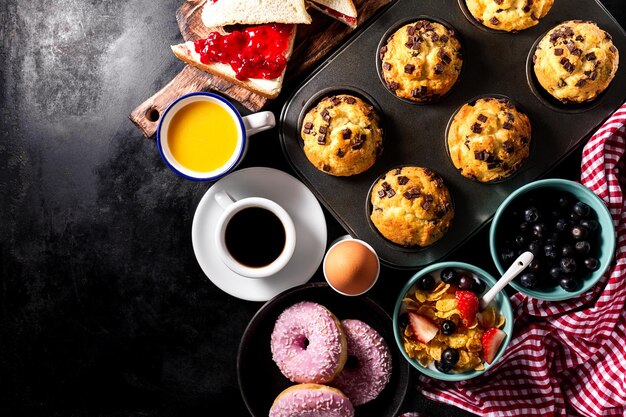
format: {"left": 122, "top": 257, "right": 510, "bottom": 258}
{"left": 242, "top": 111, "right": 276, "bottom": 137}
{"left": 215, "top": 189, "right": 235, "bottom": 210}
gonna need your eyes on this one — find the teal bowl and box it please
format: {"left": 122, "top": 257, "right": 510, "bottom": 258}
{"left": 489, "top": 179, "right": 616, "bottom": 301}
{"left": 392, "top": 262, "right": 514, "bottom": 381}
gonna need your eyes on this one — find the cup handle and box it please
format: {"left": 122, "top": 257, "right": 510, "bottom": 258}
{"left": 215, "top": 189, "right": 235, "bottom": 210}
{"left": 242, "top": 111, "right": 276, "bottom": 137}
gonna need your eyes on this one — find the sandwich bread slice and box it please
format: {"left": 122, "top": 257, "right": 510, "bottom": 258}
{"left": 201, "top": 0, "right": 312, "bottom": 28}
{"left": 171, "top": 24, "right": 297, "bottom": 99}
{"left": 306, "top": 0, "right": 358, "bottom": 28}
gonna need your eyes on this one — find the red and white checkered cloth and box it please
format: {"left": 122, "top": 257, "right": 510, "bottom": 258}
{"left": 403, "top": 104, "right": 626, "bottom": 417}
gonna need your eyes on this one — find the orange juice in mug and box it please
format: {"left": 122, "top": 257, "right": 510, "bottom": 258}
{"left": 157, "top": 92, "right": 275, "bottom": 181}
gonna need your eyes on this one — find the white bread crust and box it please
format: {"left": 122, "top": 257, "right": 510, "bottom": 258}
{"left": 307, "top": 0, "right": 357, "bottom": 21}
{"left": 201, "top": 0, "right": 312, "bottom": 27}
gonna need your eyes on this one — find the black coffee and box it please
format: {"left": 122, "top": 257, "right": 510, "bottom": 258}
{"left": 225, "top": 207, "right": 286, "bottom": 268}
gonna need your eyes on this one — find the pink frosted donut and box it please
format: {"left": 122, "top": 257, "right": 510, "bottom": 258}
{"left": 271, "top": 301, "right": 347, "bottom": 383}
{"left": 269, "top": 384, "right": 354, "bottom": 417}
{"left": 331, "top": 319, "right": 392, "bottom": 406}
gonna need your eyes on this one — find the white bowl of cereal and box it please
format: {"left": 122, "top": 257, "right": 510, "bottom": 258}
{"left": 392, "top": 262, "right": 514, "bottom": 381}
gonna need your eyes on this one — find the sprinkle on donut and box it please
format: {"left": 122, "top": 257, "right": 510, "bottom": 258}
{"left": 270, "top": 301, "right": 348, "bottom": 384}
{"left": 331, "top": 319, "right": 392, "bottom": 405}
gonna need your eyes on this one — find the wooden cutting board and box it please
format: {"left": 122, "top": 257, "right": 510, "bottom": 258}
{"left": 129, "top": 0, "right": 394, "bottom": 138}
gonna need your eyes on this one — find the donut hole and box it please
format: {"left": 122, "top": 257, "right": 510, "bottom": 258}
{"left": 345, "top": 355, "right": 360, "bottom": 369}
{"left": 294, "top": 334, "right": 310, "bottom": 350}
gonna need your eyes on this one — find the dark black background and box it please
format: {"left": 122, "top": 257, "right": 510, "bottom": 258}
{"left": 1, "top": 1, "right": 624, "bottom": 416}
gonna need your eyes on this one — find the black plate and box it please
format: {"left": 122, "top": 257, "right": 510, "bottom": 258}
{"left": 279, "top": 0, "right": 626, "bottom": 269}
{"left": 237, "top": 282, "right": 410, "bottom": 417}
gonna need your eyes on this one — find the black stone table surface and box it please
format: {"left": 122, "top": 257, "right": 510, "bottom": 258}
{"left": 2, "top": 1, "right": 625, "bottom": 416}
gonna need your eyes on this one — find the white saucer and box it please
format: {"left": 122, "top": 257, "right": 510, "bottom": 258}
{"left": 191, "top": 167, "right": 327, "bottom": 302}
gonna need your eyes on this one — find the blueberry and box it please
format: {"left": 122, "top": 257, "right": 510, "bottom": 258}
{"left": 440, "top": 320, "right": 456, "bottom": 335}
{"left": 458, "top": 274, "right": 474, "bottom": 291}
{"left": 515, "top": 235, "right": 527, "bottom": 247}
{"left": 584, "top": 257, "right": 599, "bottom": 271}
{"left": 560, "top": 257, "right": 577, "bottom": 273}
{"left": 416, "top": 274, "right": 436, "bottom": 291}
{"left": 575, "top": 241, "right": 591, "bottom": 255}
{"left": 441, "top": 348, "right": 460, "bottom": 366}
{"left": 558, "top": 194, "right": 573, "bottom": 210}
{"left": 532, "top": 223, "right": 547, "bottom": 239}
{"left": 471, "top": 277, "right": 486, "bottom": 294}
{"left": 559, "top": 276, "right": 579, "bottom": 292}
{"left": 573, "top": 201, "right": 591, "bottom": 217}
{"left": 555, "top": 218, "right": 570, "bottom": 233}
{"left": 524, "top": 207, "right": 540, "bottom": 223}
{"left": 519, "top": 272, "right": 538, "bottom": 288}
{"left": 528, "top": 241, "right": 542, "bottom": 256}
{"left": 544, "top": 243, "right": 558, "bottom": 260}
{"left": 549, "top": 232, "right": 561, "bottom": 242}
{"left": 561, "top": 244, "right": 575, "bottom": 257}
{"left": 441, "top": 268, "right": 459, "bottom": 284}
{"left": 571, "top": 226, "right": 588, "bottom": 240}
{"left": 528, "top": 260, "right": 543, "bottom": 273}
{"left": 435, "top": 360, "right": 453, "bottom": 373}
{"left": 580, "top": 218, "right": 598, "bottom": 232}
{"left": 536, "top": 272, "right": 552, "bottom": 283}
{"left": 399, "top": 313, "right": 408, "bottom": 329}
{"left": 570, "top": 212, "right": 581, "bottom": 224}
{"left": 549, "top": 266, "right": 563, "bottom": 278}
{"left": 519, "top": 222, "right": 530, "bottom": 233}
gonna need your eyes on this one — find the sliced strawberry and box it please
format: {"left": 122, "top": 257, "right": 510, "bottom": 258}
{"left": 408, "top": 312, "right": 438, "bottom": 344}
{"left": 455, "top": 290, "right": 479, "bottom": 326}
{"left": 482, "top": 327, "right": 506, "bottom": 364}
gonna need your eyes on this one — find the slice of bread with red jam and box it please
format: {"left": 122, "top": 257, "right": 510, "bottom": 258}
{"left": 306, "top": 0, "right": 357, "bottom": 28}
{"left": 171, "top": 24, "right": 297, "bottom": 99}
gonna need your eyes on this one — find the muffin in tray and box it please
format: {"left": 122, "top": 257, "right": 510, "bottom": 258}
{"left": 301, "top": 94, "right": 383, "bottom": 176}
{"left": 447, "top": 97, "right": 532, "bottom": 183}
{"left": 533, "top": 20, "right": 619, "bottom": 104}
{"left": 370, "top": 166, "right": 454, "bottom": 247}
{"left": 465, "top": 0, "right": 554, "bottom": 32}
{"left": 379, "top": 20, "right": 462, "bottom": 103}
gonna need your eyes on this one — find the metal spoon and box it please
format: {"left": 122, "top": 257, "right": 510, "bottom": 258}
{"left": 480, "top": 251, "right": 534, "bottom": 310}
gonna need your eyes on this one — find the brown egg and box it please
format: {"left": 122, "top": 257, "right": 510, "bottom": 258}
{"left": 324, "top": 240, "right": 379, "bottom": 296}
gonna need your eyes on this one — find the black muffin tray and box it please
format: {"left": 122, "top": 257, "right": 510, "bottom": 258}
{"left": 279, "top": 0, "right": 626, "bottom": 269}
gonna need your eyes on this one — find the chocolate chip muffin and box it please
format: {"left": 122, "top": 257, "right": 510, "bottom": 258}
{"left": 447, "top": 97, "right": 532, "bottom": 183}
{"left": 370, "top": 166, "right": 454, "bottom": 247}
{"left": 533, "top": 20, "right": 619, "bottom": 104}
{"left": 301, "top": 94, "right": 383, "bottom": 176}
{"left": 379, "top": 20, "right": 462, "bottom": 103}
{"left": 465, "top": 0, "right": 554, "bottom": 32}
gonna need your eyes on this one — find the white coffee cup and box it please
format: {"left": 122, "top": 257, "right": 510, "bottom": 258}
{"left": 157, "top": 92, "right": 275, "bottom": 182}
{"left": 213, "top": 190, "right": 296, "bottom": 279}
